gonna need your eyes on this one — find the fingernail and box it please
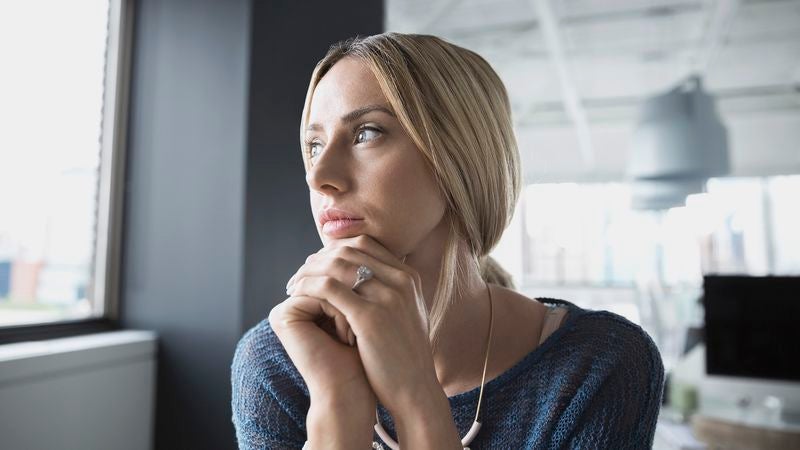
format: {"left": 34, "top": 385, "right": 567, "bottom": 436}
{"left": 285, "top": 275, "right": 296, "bottom": 290}
{"left": 347, "top": 329, "right": 355, "bottom": 347}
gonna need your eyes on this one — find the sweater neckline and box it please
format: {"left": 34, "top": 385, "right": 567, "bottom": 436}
{"left": 443, "top": 297, "right": 583, "bottom": 409}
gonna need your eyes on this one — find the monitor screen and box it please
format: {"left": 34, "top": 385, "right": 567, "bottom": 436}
{"left": 703, "top": 275, "right": 800, "bottom": 382}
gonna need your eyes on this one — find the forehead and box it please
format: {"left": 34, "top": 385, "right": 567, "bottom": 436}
{"left": 309, "top": 57, "right": 387, "bottom": 120}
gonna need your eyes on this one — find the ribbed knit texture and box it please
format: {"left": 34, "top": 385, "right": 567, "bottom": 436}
{"left": 231, "top": 298, "right": 664, "bottom": 449}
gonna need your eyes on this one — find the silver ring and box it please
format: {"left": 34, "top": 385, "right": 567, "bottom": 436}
{"left": 352, "top": 265, "right": 374, "bottom": 291}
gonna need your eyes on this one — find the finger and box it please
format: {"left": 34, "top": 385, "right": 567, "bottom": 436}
{"left": 325, "top": 236, "right": 421, "bottom": 296}
{"left": 319, "top": 235, "right": 405, "bottom": 270}
{"left": 284, "top": 247, "right": 334, "bottom": 290}
{"left": 269, "top": 296, "right": 350, "bottom": 371}
{"left": 279, "top": 295, "right": 351, "bottom": 346}
{"left": 289, "top": 246, "right": 412, "bottom": 295}
{"left": 284, "top": 251, "right": 322, "bottom": 289}
{"left": 294, "top": 236, "right": 418, "bottom": 296}
{"left": 318, "top": 299, "right": 351, "bottom": 345}
{"left": 290, "top": 275, "right": 369, "bottom": 327}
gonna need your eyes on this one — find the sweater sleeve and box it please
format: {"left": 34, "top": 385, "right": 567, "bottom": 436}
{"left": 568, "top": 315, "right": 665, "bottom": 450}
{"left": 231, "top": 321, "right": 308, "bottom": 450}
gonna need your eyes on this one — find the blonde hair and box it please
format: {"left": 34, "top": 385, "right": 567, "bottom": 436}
{"left": 300, "top": 32, "right": 521, "bottom": 349}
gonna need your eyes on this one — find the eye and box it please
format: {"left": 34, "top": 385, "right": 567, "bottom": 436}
{"left": 355, "top": 127, "right": 381, "bottom": 144}
{"left": 305, "top": 139, "right": 324, "bottom": 159}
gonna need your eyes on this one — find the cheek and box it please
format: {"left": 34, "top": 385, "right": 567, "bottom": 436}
{"left": 385, "top": 180, "right": 441, "bottom": 217}
{"left": 373, "top": 161, "right": 445, "bottom": 239}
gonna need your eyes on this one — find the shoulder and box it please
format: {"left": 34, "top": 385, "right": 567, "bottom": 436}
{"left": 231, "top": 318, "right": 309, "bottom": 441}
{"left": 551, "top": 301, "right": 665, "bottom": 399}
{"left": 573, "top": 306, "right": 662, "bottom": 371}
{"left": 532, "top": 298, "right": 664, "bottom": 385}
{"left": 542, "top": 302, "right": 665, "bottom": 447}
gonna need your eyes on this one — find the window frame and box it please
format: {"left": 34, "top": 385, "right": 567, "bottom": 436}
{"left": 0, "top": 0, "right": 134, "bottom": 344}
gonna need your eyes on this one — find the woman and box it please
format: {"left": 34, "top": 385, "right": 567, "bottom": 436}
{"left": 231, "top": 32, "right": 664, "bottom": 449}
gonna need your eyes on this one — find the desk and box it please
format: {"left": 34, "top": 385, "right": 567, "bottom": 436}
{"left": 654, "top": 417, "right": 707, "bottom": 450}
{"left": 692, "top": 412, "right": 800, "bottom": 449}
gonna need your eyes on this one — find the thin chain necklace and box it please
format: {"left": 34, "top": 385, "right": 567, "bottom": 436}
{"left": 373, "top": 281, "right": 495, "bottom": 450}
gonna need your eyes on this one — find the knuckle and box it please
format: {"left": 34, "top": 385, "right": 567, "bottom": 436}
{"left": 338, "top": 245, "right": 357, "bottom": 258}
{"left": 373, "top": 289, "right": 393, "bottom": 304}
{"left": 395, "top": 270, "right": 415, "bottom": 287}
{"left": 321, "top": 276, "right": 336, "bottom": 290}
{"left": 292, "top": 277, "right": 303, "bottom": 290}
{"left": 332, "top": 256, "right": 349, "bottom": 270}
{"left": 383, "top": 292, "right": 401, "bottom": 307}
{"left": 267, "top": 303, "right": 284, "bottom": 327}
{"left": 354, "top": 302, "right": 378, "bottom": 323}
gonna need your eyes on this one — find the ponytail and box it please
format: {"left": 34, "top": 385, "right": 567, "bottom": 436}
{"left": 479, "top": 255, "right": 515, "bottom": 289}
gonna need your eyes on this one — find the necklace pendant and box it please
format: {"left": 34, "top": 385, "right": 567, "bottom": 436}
{"left": 372, "top": 442, "right": 384, "bottom": 450}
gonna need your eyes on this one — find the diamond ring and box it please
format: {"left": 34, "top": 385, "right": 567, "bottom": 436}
{"left": 352, "top": 265, "right": 374, "bottom": 291}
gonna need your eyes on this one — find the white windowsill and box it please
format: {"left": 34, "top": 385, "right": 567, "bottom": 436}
{"left": 0, "top": 330, "right": 157, "bottom": 385}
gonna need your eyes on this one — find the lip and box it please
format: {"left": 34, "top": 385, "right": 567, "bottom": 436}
{"left": 319, "top": 207, "right": 365, "bottom": 238}
{"left": 322, "top": 218, "right": 365, "bottom": 238}
{"left": 319, "top": 207, "right": 363, "bottom": 227}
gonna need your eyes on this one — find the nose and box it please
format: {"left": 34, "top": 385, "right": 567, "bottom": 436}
{"left": 304, "top": 138, "right": 351, "bottom": 195}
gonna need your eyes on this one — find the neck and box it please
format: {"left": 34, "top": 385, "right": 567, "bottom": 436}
{"left": 402, "top": 221, "right": 492, "bottom": 396}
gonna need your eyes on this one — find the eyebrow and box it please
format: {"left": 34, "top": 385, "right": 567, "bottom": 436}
{"left": 306, "top": 104, "right": 396, "bottom": 132}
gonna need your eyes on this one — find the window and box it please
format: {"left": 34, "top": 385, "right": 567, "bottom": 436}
{"left": 0, "top": 0, "right": 132, "bottom": 331}
{"left": 767, "top": 175, "right": 800, "bottom": 274}
{"left": 496, "top": 175, "right": 800, "bottom": 369}
{"left": 516, "top": 175, "right": 800, "bottom": 291}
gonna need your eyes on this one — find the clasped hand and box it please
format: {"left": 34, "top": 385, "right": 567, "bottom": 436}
{"left": 268, "top": 235, "right": 439, "bottom": 418}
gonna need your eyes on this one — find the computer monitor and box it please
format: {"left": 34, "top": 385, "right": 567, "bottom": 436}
{"left": 703, "top": 275, "right": 800, "bottom": 382}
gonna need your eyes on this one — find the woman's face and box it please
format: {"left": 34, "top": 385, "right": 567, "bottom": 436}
{"left": 305, "top": 57, "right": 447, "bottom": 257}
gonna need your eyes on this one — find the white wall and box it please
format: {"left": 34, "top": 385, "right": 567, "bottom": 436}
{"left": 0, "top": 331, "right": 157, "bottom": 450}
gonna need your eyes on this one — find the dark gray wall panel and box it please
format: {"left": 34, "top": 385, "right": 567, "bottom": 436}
{"left": 242, "top": 2, "right": 384, "bottom": 331}
{"left": 122, "top": 0, "right": 383, "bottom": 448}
{"left": 122, "top": 0, "right": 250, "bottom": 448}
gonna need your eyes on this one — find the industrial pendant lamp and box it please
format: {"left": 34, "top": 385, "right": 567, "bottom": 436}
{"left": 627, "top": 75, "right": 730, "bottom": 210}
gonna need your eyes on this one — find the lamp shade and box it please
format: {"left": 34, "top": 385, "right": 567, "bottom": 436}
{"left": 628, "top": 76, "right": 730, "bottom": 210}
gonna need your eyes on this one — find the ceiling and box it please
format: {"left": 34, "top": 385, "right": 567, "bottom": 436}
{"left": 386, "top": 0, "right": 800, "bottom": 181}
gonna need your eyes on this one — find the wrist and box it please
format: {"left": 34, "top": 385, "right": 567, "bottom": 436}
{"left": 306, "top": 394, "right": 376, "bottom": 450}
{"left": 391, "top": 381, "right": 461, "bottom": 450}
{"left": 308, "top": 394, "right": 375, "bottom": 427}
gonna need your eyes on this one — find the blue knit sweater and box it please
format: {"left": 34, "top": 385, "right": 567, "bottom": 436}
{"left": 231, "top": 298, "right": 664, "bottom": 449}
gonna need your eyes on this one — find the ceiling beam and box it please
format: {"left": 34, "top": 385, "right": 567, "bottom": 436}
{"left": 437, "top": 1, "right": 704, "bottom": 39}
{"left": 529, "top": 0, "right": 594, "bottom": 167}
{"left": 514, "top": 84, "right": 800, "bottom": 127}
